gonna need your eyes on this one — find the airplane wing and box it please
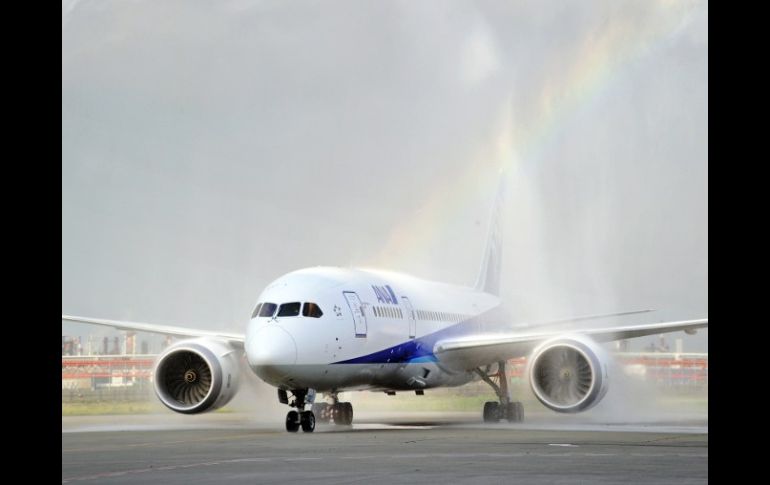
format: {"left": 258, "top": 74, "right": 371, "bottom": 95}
{"left": 434, "top": 318, "right": 707, "bottom": 371}
{"left": 61, "top": 314, "right": 245, "bottom": 348}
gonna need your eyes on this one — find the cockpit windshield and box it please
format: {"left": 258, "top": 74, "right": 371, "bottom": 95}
{"left": 251, "top": 303, "right": 262, "bottom": 319}
{"left": 277, "top": 302, "right": 301, "bottom": 317}
{"left": 258, "top": 302, "right": 278, "bottom": 317}
{"left": 252, "top": 301, "right": 323, "bottom": 319}
{"left": 302, "top": 302, "right": 323, "bottom": 318}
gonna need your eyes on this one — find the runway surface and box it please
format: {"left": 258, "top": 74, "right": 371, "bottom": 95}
{"left": 62, "top": 413, "right": 708, "bottom": 484}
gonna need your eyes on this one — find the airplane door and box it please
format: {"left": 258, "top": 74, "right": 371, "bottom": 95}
{"left": 343, "top": 291, "right": 367, "bottom": 337}
{"left": 401, "top": 296, "right": 416, "bottom": 339}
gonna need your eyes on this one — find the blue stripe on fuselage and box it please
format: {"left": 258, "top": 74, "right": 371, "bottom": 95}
{"left": 332, "top": 305, "right": 506, "bottom": 364}
{"left": 408, "top": 355, "right": 439, "bottom": 363}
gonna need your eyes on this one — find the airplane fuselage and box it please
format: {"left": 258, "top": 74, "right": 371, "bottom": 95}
{"left": 246, "top": 266, "right": 502, "bottom": 393}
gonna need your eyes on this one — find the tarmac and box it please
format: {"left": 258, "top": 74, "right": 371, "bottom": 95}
{"left": 62, "top": 412, "right": 707, "bottom": 484}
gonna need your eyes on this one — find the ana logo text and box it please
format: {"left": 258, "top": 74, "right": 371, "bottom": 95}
{"left": 372, "top": 285, "right": 399, "bottom": 305}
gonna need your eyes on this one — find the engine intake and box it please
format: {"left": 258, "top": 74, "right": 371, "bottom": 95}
{"left": 528, "top": 336, "right": 608, "bottom": 413}
{"left": 154, "top": 338, "right": 240, "bottom": 414}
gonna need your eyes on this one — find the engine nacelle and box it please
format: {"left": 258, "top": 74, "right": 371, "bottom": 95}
{"left": 153, "top": 337, "right": 241, "bottom": 414}
{"left": 528, "top": 335, "right": 609, "bottom": 413}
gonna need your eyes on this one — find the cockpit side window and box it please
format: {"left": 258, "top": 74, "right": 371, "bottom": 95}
{"left": 277, "top": 302, "right": 301, "bottom": 317}
{"left": 259, "top": 302, "right": 278, "bottom": 317}
{"left": 302, "top": 302, "right": 323, "bottom": 318}
{"left": 251, "top": 303, "right": 263, "bottom": 319}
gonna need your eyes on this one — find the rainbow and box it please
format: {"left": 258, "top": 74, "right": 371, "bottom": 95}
{"left": 368, "top": 1, "right": 703, "bottom": 268}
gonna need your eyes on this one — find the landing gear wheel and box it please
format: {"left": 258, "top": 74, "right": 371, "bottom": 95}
{"left": 332, "top": 402, "right": 353, "bottom": 425}
{"left": 312, "top": 403, "right": 330, "bottom": 423}
{"left": 285, "top": 411, "right": 299, "bottom": 432}
{"left": 343, "top": 402, "right": 353, "bottom": 425}
{"left": 483, "top": 401, "right": 500, "bottom": 422}
{"left": 504, "top": 403, "right": 517, "bottom": 422}
{"left": 300, "top": 411, "right": 316, "bottom": 432}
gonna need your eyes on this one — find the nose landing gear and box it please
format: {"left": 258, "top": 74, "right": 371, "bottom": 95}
{"left": 279, "top": 389, "right": 316, "bottom": 433}
{"left": 278, "top": 389, "right": 354, "bottom": 432}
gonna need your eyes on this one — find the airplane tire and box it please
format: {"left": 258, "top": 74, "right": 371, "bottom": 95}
{"left": 483, "top": 401, "right": 499, "bottom": 422}
{"left": 332, "top": 403, "right": 342, "bottom": 424}
{"left": 331, "top": 402, "right": 353, "bottom": 425}
{"left": 300, "top": 411, "right": 316, "bottom": 432}
{"left": 341, "top": 402, "right": 353, "bottom": 425}
{"left": 285, "top": 411, "right": 299, "bottom": 432}
{"left": 505, "top": 403, "right": 517, "bottom": 422}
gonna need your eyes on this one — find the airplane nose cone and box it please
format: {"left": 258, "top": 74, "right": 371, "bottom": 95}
{"left": 246, "top": 325, "right": 298, "bottom": 367}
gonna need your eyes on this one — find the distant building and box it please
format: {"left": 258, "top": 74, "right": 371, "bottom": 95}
{"left": 61, "top": 336, "right": 80, "bottom": 356}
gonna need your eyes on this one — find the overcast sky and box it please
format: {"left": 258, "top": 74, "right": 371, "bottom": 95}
{"left": 62, "top": 0, "right": 707, "bottom": 351}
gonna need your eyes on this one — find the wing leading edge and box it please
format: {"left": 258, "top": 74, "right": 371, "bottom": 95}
{"left": 434, "top": 318, "right": 707, "bottom": 371}
{"left": 61, "top": 314, "right": 245, "bottom": 348}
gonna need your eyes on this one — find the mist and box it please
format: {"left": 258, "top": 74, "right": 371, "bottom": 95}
{"left": 62, "top": 0, "right": 707, "bottom": 418}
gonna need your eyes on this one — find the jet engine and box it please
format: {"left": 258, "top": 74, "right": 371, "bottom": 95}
{"left": 153, "top": 337, "right": 241, "bottom": 414}
{"left": 528, "top": 335, "right": 609, "bottom": 413}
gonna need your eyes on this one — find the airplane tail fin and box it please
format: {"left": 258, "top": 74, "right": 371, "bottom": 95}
{"left": 474, "top": 177, "right": 506, "bottom": 296}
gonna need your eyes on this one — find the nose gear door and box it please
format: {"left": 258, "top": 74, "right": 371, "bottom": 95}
{"left": 343, "top": 291, "right": 367, "bottom": 338}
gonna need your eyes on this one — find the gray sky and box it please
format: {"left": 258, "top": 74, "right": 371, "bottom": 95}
{"left": 62, "top": 0, "right": 707, "bottom": 351}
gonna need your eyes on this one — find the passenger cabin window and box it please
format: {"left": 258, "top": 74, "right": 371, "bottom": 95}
{"left": 302, "top": 302, "right": 323, "bottom": 318}
{"left": 251, "top": 303, "right": 262, "bottom": 319}
{"left": 258, "top": 302, "right": 277, "bottom": 317}
{"left": 277, "top": 302, "right": 301, "bottom": 317}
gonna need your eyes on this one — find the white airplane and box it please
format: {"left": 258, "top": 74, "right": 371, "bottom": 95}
{"left": 62, "top": 184, "right": 707, "bottom": 433}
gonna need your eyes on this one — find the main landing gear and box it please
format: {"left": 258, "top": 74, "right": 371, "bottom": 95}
{"left": 279, "top": 389, "right": 316, "bottom": 433}
{"left": 279, "top": 389, "right": 354, "bottom": 432}
{"left": 311, "top": 392, "right": 354, "bottom": 426}
{"left": 475, "top": 360, "right": 524, "bottom": 423}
